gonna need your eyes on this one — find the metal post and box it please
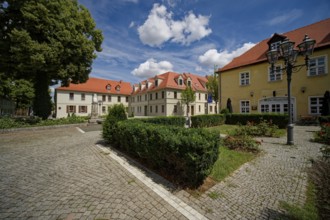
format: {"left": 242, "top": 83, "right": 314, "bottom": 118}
{"left": 287, "top": 63, "right": 294, "bottom": 145}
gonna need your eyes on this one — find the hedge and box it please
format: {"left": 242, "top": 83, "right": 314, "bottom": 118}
{"left": 225, "top": 113, "right": 288, "bottom": 129}
{"left": 191, "top": 114, "right": 226, "bottom": 128}
{"left": 103, "top": 119, "right": 220, "bottom": 187}
{"left": 133, "top": 116, "right": 185, "bottom": 127}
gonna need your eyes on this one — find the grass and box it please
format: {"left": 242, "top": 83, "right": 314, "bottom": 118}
{"left": 279, "top": 180, "right": 318, "bottom": 220}
{"left": 206, "top": 124, "right": 239, "bottom": 135}
{"left": 210, "top": 146, "right": 256, "bottom": 181}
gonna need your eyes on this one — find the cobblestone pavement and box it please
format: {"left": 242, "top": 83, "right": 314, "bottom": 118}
{"left": 0, "top": 127, "right": 187, "bottom": 220}
{"left": 174, "top": 126, "right": 323, "bottom": 219}
{"left": 0, "top": 125, "right": 323, "bottom": 220}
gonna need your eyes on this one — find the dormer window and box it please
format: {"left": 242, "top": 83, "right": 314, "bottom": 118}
{"left": 106, "top": 84, "right": 111, "bottom": 91}
{"left": 115, "top": 85, "right": 120, "bottom": 92}
{"left": 146, "top": 83, "right": 148, "bottom": 89}
{"left": 187, "top": 80, "right": 191, "bottom": 87}
{"left": 270, "top": 41, "right": 281, "bottom": 51}
{"left": 155, "top": 79, "right": 158, "bottom": 87}
{"left": 179, "top": 79, "right": 183, "bottom": 85}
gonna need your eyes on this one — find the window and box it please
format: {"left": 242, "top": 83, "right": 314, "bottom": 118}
{"left": 117, "top": 96, "right": 121, "bottom": 102}
{"left": 174, "top": 105, "right": 177, "bottom": 113}
{"left": 179, "top": 78, "right": 183, "bottom": 85}
{"left": 66, "top": 105, "right": 76, "bottom": 113}
{"left": 309, "top": 97, "right": 323, "bottom": 115}
{"left": 261, "top": 104, "right": 269, "bottom": 113}
{"left": 270, "top": 41, "right": 281, "bottom": 50}
{"left": 149, "top": 93, "right": 152, "bottom": 100}
{"left": 69, "top": 93, "right": 74, "bottom": 100}
{"left": 156, "top": 93, "right": 158, "bottom": 100}
{"left": 155, "top": 80, "right": 158, "bottom": 87}
{"left": 106, "top": 84, "right": 111, "bottom": 90}
{"left": 145, "top": 94, "right": 147, "bottom": 101}
{"left": 198, "top": 93, "right": 201, "bottom": 100}
{"left": 309, "top": 56, "right": 327, "bottom": 76}
{"left": 155, "top": 105, "right": 158, "bottom": 113}
{"left": 240, "top": 72, "right": 250, "bottom": 85}
{"left": 174, "top": 91, "right": 177, "bottom": 99}
{"left": 269, "top": 65, "right": 282, "bottom": 81}
{"left": 271, "top": 104, "right": 281, "bottom": 113}
{"left": 126, "top": 96, "right": 129, "bottom": 102}
{"left": 187, "top": 80, "right": 191, "bottom": 87}
{"left": 108, "top": 95, "right": 111, "bottom": 102}
{"left": 150, "top": 106, "right": 152, "bottom": 113}
{"left": 78, "top": 106, "right": 87, "bottom": 113}
{"left": 81, "top": 93, "right": 85, "bottom": 101}
{"left": 115, "top": 85, "right": 120, "bottom": 91}
{"left": 102, "top": 106, "right": 106, "bottom": 114}
{"left": 102, "top": 95, "right": 106, "bottom": 102}
{"left": 162, "top": 91, "right": 165, "bottom": 99}
{"left": 210, "top": 106, "right": 213, "bottom": 112}
{"left": 205, "top": 94, "right": 207, "bottom": 100}
{"left": 240, "top": 100, "right": 250, "bottom": 113}
{"left": 162, "top": 105, "right": 165, "bottom": 113}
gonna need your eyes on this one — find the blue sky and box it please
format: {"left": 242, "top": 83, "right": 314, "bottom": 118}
{"left": 78, "top": 0, "right": 330, "bottom": 84}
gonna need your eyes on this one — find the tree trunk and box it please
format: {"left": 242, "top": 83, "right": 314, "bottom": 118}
{"left": 33, "top": 73, "right": 52, "bottom": 120}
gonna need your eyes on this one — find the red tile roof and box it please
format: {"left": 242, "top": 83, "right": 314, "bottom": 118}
{"left": 56, "top": 77, "right": 132, "bottom": 95}
{"left": 219, "top": 18, "right": 330, "bottom": 72}
{"left": 132, "top": 72, "right": 209, "bottom": 95}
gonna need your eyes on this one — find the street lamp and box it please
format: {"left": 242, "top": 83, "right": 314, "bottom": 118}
{"left": 266, "top": 35, "right": 316, "bottom": 145}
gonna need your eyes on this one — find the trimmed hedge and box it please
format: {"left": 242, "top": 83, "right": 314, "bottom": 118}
{"left": 133, "top": 116, "right": 185, "bottom": 127}
{"left": 225, "top": 114, "right": 288, "bottom": 129}
{"left": 104, "top": 119, "right": 220, "bottom": 187}
{"left": 191, "top": 114, "right": 226, "bottom": 128}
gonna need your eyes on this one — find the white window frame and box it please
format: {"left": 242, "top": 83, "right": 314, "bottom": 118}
{"left": 239, "top": 72, "right": 250, "bottom": 86}
{"left": 268, "top": 64, "right": 282, "bottom": 81}
{"left": 240, "top": 100, "right": 250, "bottom": 114}
{"left": 270, "top": 41, "right": 281, "bottom": 50}
{"left": 308, "top": 55, "right": 328, "bottom": 76}
{"left": 309, "top": 96, "right": 323, "bottom": 115}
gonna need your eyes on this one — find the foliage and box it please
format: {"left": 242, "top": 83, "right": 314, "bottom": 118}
{"left": 133, "top": 116, "right": 185, "bottom": 127}
{"left": 0, "top": 0, "right": 103, "bottom": 118}
{"left": 181, "top": 86, "right": 196, "bottom": 117}
{"left": 225, "top": 113, "right": 288, "bottom": 129}
{"left": 314, "top": 123, "right": 330, "bottom": 145}
{"left": 102, "top": 104, "right": 127, "bottom": 143}
{"left": 0, "top": 115, "right": 86, "bottom": 129}
{"left": 191, "top": 114, "right": 225, "bottom": 128}
{"left": 210, "top": 146, "right": 256, "bottom": 181}
{"left": 9, "top": 79, "right": 35, "bottom": 109}
{"left": 206, "top": 74, "right": 219, "bottom": 113}
{"left": 220, "top": 108, "right": 230, "bottom": 115}
{"left": 321, "top": 90, "right": 330, "bottom": 116}
{"left": 232, "top": 120, "right": 280, "bottom": 137}
{"left": 206, "top": 124, "right": 239, "bottom": 135}
{"left": 319, "top": 116, "right": 330, "bottom": 124}
{"left": 223, "top": 135, "right": 260, "bottom": 153}
{"left": 104, "top": 120, "right": 220, "bottom": 188}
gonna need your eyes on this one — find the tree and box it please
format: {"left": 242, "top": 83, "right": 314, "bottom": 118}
{"left": 10, "top": 79, "right": 35, "bottom": 110}
{"left": 206, "top": 73, "right": 219, "bottom": 113}
{"left": 321, "top": 90, "right": 330, "bottom": 116}
{"left": 0, "top": 0, "right": 103, "bottom": 119}
{"left": 181, "top": 86, "right": 196, "bottom": 118}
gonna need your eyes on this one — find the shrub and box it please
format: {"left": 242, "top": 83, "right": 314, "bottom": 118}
{"left": 103, "top": 104, "right": 127, "bottom": 143}
{"left": 319, "top": 116, "right": 330, "bottom": 124}
{"left": 314, "top": 123, "right": 330, "bottom": 145}
{"left": 133, "top": 116, "right": 185, "bottom": 127}
{"left": 105, "top": 120, "right": 220, "bottom": 188}
{"left": 223, "top": 135, "right": 260, "bottom": 153}
{"left": 191, "top": 114, "right": 225, "bottom": 128}
{"left": 233, "top": 120, "right": 279, "bottom": 137}
{"left": 225, "top": 113, "right": 288, "bottom": 129}
{"left": 0, "top": 117, "right": 22, "bottom": 129}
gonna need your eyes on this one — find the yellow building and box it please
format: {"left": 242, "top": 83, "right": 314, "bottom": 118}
{"left": 218, "top": 18, "right": 330, "bottom": 121}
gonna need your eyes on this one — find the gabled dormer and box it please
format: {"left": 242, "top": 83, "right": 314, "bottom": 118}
{"left": 177, "top": 75, "right": 184, "bottom": 86}
{"left": 154, "top": 76, "right": 163, "bottom": 87}
{"left": 105, "top": 83, "right": 111, "bottom": 91}
{"left": 115, "top": 85, "right": 121, "bottom": 92}
{"left": 186, "top": 77, "right": 192, "bottom": 87}
{"left": 267, "top": 33, "right": 286, "bottom": 51}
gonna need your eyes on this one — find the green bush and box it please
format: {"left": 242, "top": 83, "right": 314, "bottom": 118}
{"left": 0, "top": 117, "right": 23, "bottom": 129}
{"left": 102, "top": 104, "right": 127, "bottom": 143}
{"left": 133, "top": 116, "right": 185, "bottom": 127}
{"left": 223, "top": 135, "right": 260, "bottom": 153}
{"left": 314, "top": 123, "right": 330, "bottom": 145}
{"left": 319, "top": 116, "right": 330, "bottom": 124}
{"left": 233, "top": 120, "right": 279, "bottom": 137}
{"left": 225, "top": 113, "right": 288, "bottom": 129}
{"left": 191, "top": 114, "right": 225, "bottom": 128}
{"left": 105, "top": 120, "right": 220, "bottom": 187}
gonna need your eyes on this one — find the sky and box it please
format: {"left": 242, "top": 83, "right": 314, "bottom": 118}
{"left": 77, "top": 0, "right": 330, "bottom": 84}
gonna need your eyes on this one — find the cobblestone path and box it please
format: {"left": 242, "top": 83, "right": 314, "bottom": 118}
{"left": 175, "top": 126, "right": 323, "bottom": 219}
{"left": 0, "top": 127, "right": 187, "bottom": 220}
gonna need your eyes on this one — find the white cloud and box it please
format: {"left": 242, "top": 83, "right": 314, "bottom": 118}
{"left": 131, "top": 58, "right": 173, "bottom": 78}
{"left": 129, "top": 21, "right": 135, "bottom": 28}
{"left": 138, "top": 4, "right": 212, "bottom": 47}
{"left": 267, "top": 9, "right": 303, "bottom": 26}
{"left": 198, "top": 42, "right": 256, "bottom": 68}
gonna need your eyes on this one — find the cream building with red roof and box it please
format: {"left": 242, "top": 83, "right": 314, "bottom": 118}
{"left": 130, "top": 72, "right": 216, "bottom": 117}
{"left": 55, "top": 77, "right": 132, "bottom": 118}
{"left": 218, "top": 18, "right": 330, "bottom": 121}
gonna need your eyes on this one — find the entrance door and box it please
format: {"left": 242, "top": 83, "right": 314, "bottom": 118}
{"left": 259, "top": 97, "right": 296, "bottom": 121}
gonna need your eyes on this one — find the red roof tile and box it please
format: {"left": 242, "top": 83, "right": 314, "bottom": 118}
{"left": 219, "top": 18, "right": 330, "bottom": 72}
{"left": 56, "top": 77, "right": 132, "bottom": 95}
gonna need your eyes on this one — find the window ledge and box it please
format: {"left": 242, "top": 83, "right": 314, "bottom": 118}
{"left": 239, "top": 84, "right": 250, "bottom": 87}
{"left": 307, "top": 73, "right": 328, "bottom": 78}
{"left": 268, "top": 79, "right": 283, "bottom": 83}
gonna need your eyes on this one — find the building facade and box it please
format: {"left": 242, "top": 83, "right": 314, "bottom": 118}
{"left": 130, "top": 72, "right": 216, "bottom": 117}
{"left": 218, "top": 18, "right": 330, "bottom": 121}
{"left": 55, "top": 78, "right": 132, "bottom": 118}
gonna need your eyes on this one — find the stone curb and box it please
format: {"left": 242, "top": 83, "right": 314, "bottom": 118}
{"left": 0, "top": 123, "right": 88, "bottom": 134}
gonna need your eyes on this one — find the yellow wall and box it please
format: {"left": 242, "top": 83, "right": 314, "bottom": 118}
{"left": 219, "top": 48, "right": 330, "bottom": 120}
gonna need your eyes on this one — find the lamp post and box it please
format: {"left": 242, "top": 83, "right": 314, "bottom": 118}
{"left": 266, "top": 35, "right": 316, "bottom": 145}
